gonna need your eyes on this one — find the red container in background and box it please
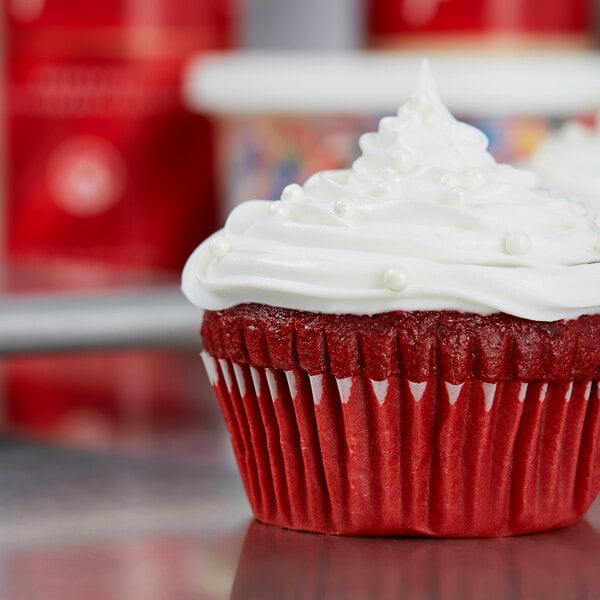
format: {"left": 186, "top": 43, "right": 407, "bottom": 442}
{"left": 4, "top": 0, "right": 235, "bottom": 273}
{"left": 1, "top": 0, "right": 236, "bottom": 446}
{"left": 367, "top": 0, "right": 592, "bottom": 47}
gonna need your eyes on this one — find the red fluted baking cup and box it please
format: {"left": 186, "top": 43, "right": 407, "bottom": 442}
{"left": 200, "top": 305, "right": 600, "bottom": 537}
{"left": 202, "top": 351, "right": 600, "bottom": 537}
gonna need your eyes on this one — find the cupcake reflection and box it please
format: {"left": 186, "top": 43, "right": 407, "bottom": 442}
{"left": 231, "top": 517, "right": 600, "bottom": 600}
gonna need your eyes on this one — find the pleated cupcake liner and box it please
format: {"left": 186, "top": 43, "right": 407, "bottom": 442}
{"left": 202, "top": 351, "right": 600, "bottom": 537}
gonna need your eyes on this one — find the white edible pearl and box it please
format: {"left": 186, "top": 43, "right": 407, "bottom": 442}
{"left": 440, "top": 173, "right": 460, "bottom": 188}
{"left": 465, "top": 168, "right": 486, "bottom": 188}
{"left": 505, "top": 233, "right": 532, "bottom": 256}
{"left": 570, "top": 202, "right": 587, "bottom": 217}
{"left": 424, "top": 112, "right": 442, "bottom": 127}
{"left": 446, "top": 187, "right": 467, "bottom": 206}
{"left": 408, "top": 91, "right": 431, "bottom": 116}
{"left": 390, "top": 150, "right": 414, "bottom": 174}
{"left": 352, "top": 158, "right": 367, "bottom": 174}
{"left": 281, "top": 183, "right": 304, "bottom": 203}
{"left": 374, "top": 182, "right": 392, "bottom": 196}
{"left": 209, "top": 235, "right": 232, "bottom": 259}
{"left": 269, "top": 201, "right": 289, "bottom": 217}
{"left": 384, "top": 267, "right": 408, "bottom": 292}
{"left": 334, "top": 199, "right": 354, "bottom": 219}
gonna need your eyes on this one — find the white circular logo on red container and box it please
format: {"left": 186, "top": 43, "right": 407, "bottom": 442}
{"left": 402, "top": 0, "right": 452, "bottom": 27}
{"left": 10, "top": 0, "right": 46, "bottom": 22}
{"left": 46, "top": 135, "right": 127, "bottom": 217}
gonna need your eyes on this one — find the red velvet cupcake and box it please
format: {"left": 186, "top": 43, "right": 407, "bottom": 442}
{"left": 182, "top": 63, "right": 600, "bottom": 536}
{"left": 200, "top": 305, "right": 600, "bottom": 536}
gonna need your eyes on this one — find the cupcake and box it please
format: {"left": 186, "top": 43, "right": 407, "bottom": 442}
{"left": 530, "top": 119, "right": 600, "bottom": 214}
{"left": 182, "top": 61, "right": 600, "bottom": 537}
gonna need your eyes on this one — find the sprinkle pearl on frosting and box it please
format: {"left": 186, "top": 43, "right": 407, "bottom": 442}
{"left": 269, "top": 201, "right": 289, "bottom": 217}
{"left": 465, "top": 168, "right": 486, "bottom": 188}
{"left": 374, "top": 182, "right": 393, "bottom": 196}
{"left": 440, "top": 173, "right": 460, "bottom": 188}
{"left": 281, "top": 183, "right": 304, "bottom": 203}
{"left": 208, "top": 235, "right": 232, "bottom": 259}
{"left": 505, "top": 233, "right": 532, "bottom": 257}
{"left": 384, "top": 267, "right": 409, "bottom": 292}
{"left": 390, "top": 150, "right": 414, "bottom": 174}
{"left": 446, "top": 187, "right": 467, "bottom": 206}
{"left": 334, "top": 199, "right": 354, "bottom": 219}
{"left": 571, "top": 202, "right": 587, "bottom": 217}
{"left": 407, "top": 91, "right": 431, "bottom": 117}
{"left": 352, "top": 158, "right": 367, "bottom": 174}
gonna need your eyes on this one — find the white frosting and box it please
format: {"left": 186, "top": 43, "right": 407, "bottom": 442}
{"left": 530, "top": 120, "right": 600, "bottom": 214}
{"left": 182, "top": 61, "right": 600, "bottom": 322}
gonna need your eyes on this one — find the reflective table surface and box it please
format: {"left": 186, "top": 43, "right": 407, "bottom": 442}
{"left": 1, "top": 431, "right": 600, "bottom": 600}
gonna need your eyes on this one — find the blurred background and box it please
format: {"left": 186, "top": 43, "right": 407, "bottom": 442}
{"left": 2, "top": 0, "right": 600, "bottom": 451}
{"left": 2, "top": 1, "right": 600, "bottom": 598}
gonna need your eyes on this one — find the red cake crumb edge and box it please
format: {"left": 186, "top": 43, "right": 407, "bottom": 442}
{"left": 201, "top": 303, "right": 600, "bottom": 383}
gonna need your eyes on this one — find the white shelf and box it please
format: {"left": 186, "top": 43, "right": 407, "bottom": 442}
{"left": 184, "top": 50, "right": 600, "bottom": 116}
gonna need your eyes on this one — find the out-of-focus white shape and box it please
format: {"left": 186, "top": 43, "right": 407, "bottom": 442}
{"left": 530, "top": 119, "right": 600, "bottom": 214}
{"left": 184, "top": 51, "right": 600, "bottom": 116}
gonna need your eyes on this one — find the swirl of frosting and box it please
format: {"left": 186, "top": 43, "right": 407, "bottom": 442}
{"left": 182, "top": 61, "right": 600, "bottom": 322}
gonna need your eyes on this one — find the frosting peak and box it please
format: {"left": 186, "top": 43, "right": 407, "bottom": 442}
{"left": 182, "top": 62, "right": 600, "bottom": 322}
